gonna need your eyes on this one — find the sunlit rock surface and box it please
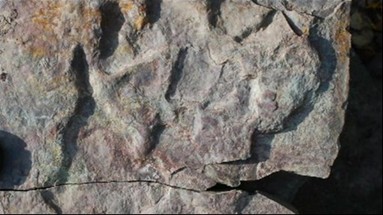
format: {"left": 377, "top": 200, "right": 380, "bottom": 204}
{"left": 0, "top": 0, "right": 350, "bottom": 213}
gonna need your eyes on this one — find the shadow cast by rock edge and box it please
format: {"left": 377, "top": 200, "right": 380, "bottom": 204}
{"left": 292, "top": 53, "right": 383, "bottom": 214}
{"left": 99, "top": 1, "right": 125, "bottom": 60}
{"left": 201, "top": 19, "right": 339, "bottom": 193}
{"left": 220, "top": 25, "right": 338, "bottom": 166}
{"left": 208, "top": 171, "right": 307, "bottom": 213}
{"left": 277, "top": 18, "right": 338, "bottom": 134}
{"left": 0, "top": 131, "right": 32, "bottom": 189}
{"left": 204, "top": 16, "right": 340, "bottom": 214}
{"left": 145, "top": 0, "right": 162, "bottom": 26}
{"left": 46, "top": 44, "right": 96, "bottom": 186}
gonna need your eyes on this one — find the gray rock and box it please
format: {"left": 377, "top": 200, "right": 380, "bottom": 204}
{"left": 0, "top": 182, "right": 294, "bottom": 214}
{"left": 0, "top": 0, "right": 350, "bottom": 213}
{"left": 251, "top": 0, "right": 347, "bottom": 18}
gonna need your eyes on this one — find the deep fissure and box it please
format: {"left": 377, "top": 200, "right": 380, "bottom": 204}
{"left": 0, "top": 180, "right": 201, "bottom": 193}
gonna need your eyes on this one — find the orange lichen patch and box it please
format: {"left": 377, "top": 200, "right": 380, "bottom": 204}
{"left": 119, "top": 43, "right": 134, "bottom": 55}
{"left": 26, "top": 34, "right": 59, "bottom": 58}
{"left": 30, "top": 46, "right": 47, "bottom": 58}
{"left": 27, "top": 1, "right": 102, "bottom": 58}
{"left": 31, "top": 2, "right": 63, "bottom": 33}
{"left": 28, "top": 2, "right": 65, "bottom": 58}
{"left": 120, "top": 1, "right": 134, "bottom": 13}
{"left": 81, "top": 7, "right": 101, "bottom": 30}
{"left": 335, "top": 21, "right": 351, "bottom": 64}
{"left": 46, "top": 75, "right": 73, "bottom": 92}
{"left": 134, "top": 15, "right": 147, "bottom": 30}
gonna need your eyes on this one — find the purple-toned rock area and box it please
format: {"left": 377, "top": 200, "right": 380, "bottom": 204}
{"left": 0, "top": 0, "right": 350, "bottom": 213}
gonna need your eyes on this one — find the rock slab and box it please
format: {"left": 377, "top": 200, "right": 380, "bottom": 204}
{"left": 0, "top": 0, "right": 350, "bottom": 213}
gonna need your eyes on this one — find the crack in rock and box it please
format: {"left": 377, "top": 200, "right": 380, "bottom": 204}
{"left": 0, "top": 180, "right": 202, "bottom": 193}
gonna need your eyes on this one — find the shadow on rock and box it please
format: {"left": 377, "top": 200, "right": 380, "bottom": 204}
{"left": 0, "top": 130, "right": 32, "bottom": 188}
{"left": 292, "top": 52, "right": 383, "bottom": 214}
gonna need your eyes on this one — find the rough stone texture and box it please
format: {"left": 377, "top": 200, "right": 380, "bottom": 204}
{"left": 0, "top": 0, "right": 350, "bottom": 213}
{"left": 0, "top": 182, "right": 294, "bottom": 214}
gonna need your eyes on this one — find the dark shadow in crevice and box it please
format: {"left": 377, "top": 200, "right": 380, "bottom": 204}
{"left": 233, "top": 192, "right": 253, "bottom": 214}
{"left": 282, "top": 11, "right": 304, "bottom": 36}
{"left": 206, "top": 130, "right": 274, "bottom": 178}
{"left": 165, "top": 47, "right": 188, "bottom": 102}
{"left": 258, "top": 9, "right": 278, "bottom": 30}
{"left": 257, "top": 191, "right": 299, "bottom": 214}
{"left": 145, "top": 114, "right": 166, "bottom": 156}
{"left": 47, "top": 45, "right": 96, "bottom": 186}
{"left": 234, "top": 10, "right": 277, "bottom": 43}
{"left": 206, "top": 0, "right": 225, "bottom": 30}
{"left": 0, "top": 131, "right": 32, "bottom": 189}
{"left": 234, "top": 27, "right": 254, "bottom": 43}
{"left": 145, "top": 0, "right": 162, "bottom": 25}
{"left": 293, "top": 53, "right": 383, "bottom": 214}
{"left": 207, "top": 171, "right": 306, "bottom": 198}
{"left": 99, "top": 1, "right": 125, "bottom": 59}
{"left": 207, "top": 171, "right": 307, "bottom": 212}
{"left": 250, "top": 130, "right": 274, "bottom": 163}
{"left": 41, "top": 190, "right": 63, "bottom": 214}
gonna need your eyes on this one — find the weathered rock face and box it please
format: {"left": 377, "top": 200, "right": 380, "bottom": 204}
{"left": 0, "top": 182, "right": 294, "bottom": 214}
{"left": 0, "top": 0, "right": 350, "bottom": 213}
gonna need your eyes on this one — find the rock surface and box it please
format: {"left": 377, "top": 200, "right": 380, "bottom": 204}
{"left": 293, "top": 1, "right": 382, "bottom": 213}
{"left": 0, "top": 182, "right": 294, "bottom": 214}
{"left": 0, "top": 0, "right": 350, "bottom": 213}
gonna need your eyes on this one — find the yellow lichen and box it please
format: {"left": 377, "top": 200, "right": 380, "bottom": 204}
{"left": 29, "top": 2, "right": 64, "bottom": 58}
{"left": 46, "top": 76, "right": 72, "bottom": 92}
{"left": 335, "top": 21, "right": 351, "bottom": 64}
{"left": 30, "top": 47, "right": 47, "bottom": 58}
{"left": 51, "top": 141, "right": 64, "bottom": 166}
{"left": 134, "top": 15, "right": 146, "bottom": 31}
{"left": 120, "top": 1, "right": 134, "bottom": 13}
{"left": 81, "top": 7, "right": 101, "bottom": 30}
{"left": 32, "top": 2, "right": 63, "bottom": 33}
{"left": 302, "top": 27, "right": 309, "bottom": 36}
